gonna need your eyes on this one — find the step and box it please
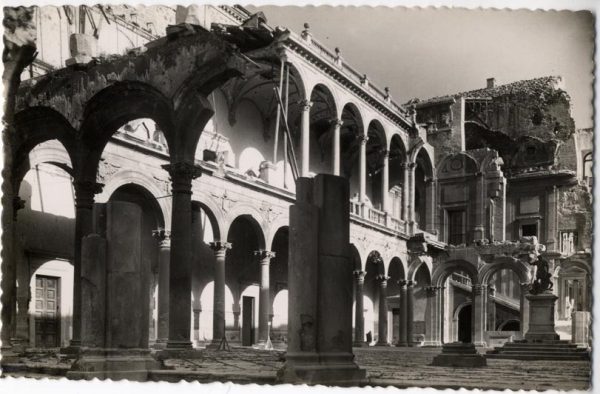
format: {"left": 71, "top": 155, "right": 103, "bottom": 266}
{"left": 493, "top": 346, "right": 586, "bottom": 352}
{"left": 490, "top": 350, "right": 589, "bottom": 356}
{"left": 486, "top": 354, "right": 589, "bottom": 361}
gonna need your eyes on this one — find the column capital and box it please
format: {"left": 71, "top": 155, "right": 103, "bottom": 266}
{"left": 425, "top": 285, "right": 440, "bottom": 297}
{"left": 353, "top": 270, "right": 366, "bottom": 283}
{"left": 472, "top": 284, "right": 486, "bottom": 295}
{"left": 406, "top": 280, "right": 416, "bottom": 288}
{"left": 73, "top": 180, "right": 104, "bottom": 209}
{"left": 209, "top": 241, "right": 232, "bottom": 253}
{"left": 488, "top": 286, "right": 496, "bottom": 297}
{"left": 376, "top": 274, "right": 390, "bottom": 286}
{"left": 298, "top": 99, "right": 313, "bottom": 111}
{"left": 330, "top": 118, "right": 344, "bottom": 128}
{"left": 153, "top": 228, "right": 171, "bottom": 247}
{"left": 254, "top": 250, "right": 276, "bottom": 261}
{"left": 358, "top": 134, "right": 369, "bottom": 145}
{"left": 398, "top": 279, "right": 408, "bottom": 288}
{"left": 406, "top": 162, "right": 417, "bottom": 170}
{"left": 13, "top": 196, "right": 25, "bottom": 220}
{"left": 381, "top": 149, "right": 390, "bottom": 159}
{"left": 162, "top": 162, "right": 202, "bottom": 194}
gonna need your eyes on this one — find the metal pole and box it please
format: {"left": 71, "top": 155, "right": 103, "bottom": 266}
{"left": 273, "top": 59, "right": 285, "bottom": 163}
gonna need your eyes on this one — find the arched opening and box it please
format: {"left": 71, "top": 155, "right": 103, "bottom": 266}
{"left": 488, "top": 268, "right": 522, "bottom": 332}
{"left": 457, "top": 303, "right": 472, "bottom": 343}
{"left": 364, "top": 250, "right": 384, "bottom": 343}
{"left": 108, "top": 183, "right": 164, "bottom": 344}
{"left": 16, "top": 139, "right": 75, "bottom": 348}
{"left": 308, "top": 84, "right": 337, "bottom": 176}
{"left": 340, "top": 103, "right": 364, "bottom": 199}
{"left": 270, "top": 227, "right": 289, "bottom": 345}
{"left": 389, "top": 135, "right": 407, "bottom": 220}
{"left": 556, "top": 261, "right": 591, "bottom": 320}
{"left": 198, "top": 282, "right": 235, "bottom": 342}
{"left": 366, "top": 120, "right": 386, "bottom": 210}
{"left": 413, "top": 262, "right": 432, "bottom": 343}
{"left": 226, "top": 215, "right": 266, "bottom": 346}
{"left": 387, "top": 257, "right": 405, "bottom": 344}
{"left": 499, "top": 319, "right": 520, "bottom": 331}
{"left": 414, "top": 148, "right": 434, "bottom": 231}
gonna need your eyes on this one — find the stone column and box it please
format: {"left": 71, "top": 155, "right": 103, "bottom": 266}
{"left": 407, "top": 163, "right": 416, "bottom": 233}
{"left": 209, "top": 241, "right": 231, "bottom": 345}
{"left": 162, "top": 162, "right": 201, "bottom": 349}
{"left": 397, "top": 280, "right": 408, "bottom": 346}
{"left": 381, "top": 150, "right": 390, "bottom": 212}
{"left": 520, "top": 282, "right": 530, "bottom": 336}
{"left": 425, "top": 177, "right": 436, "bottom": 234}
{"left": 472, "top": 284, "right": 487, "bottom": 347}
{"left": 406, "top": 280, "right": 415, "bottom": 346}
{"left": 71, "top": 180, "right": 103, "bottom": 348}
{"left": 192, "top": 307, "right": 201, "bottom": 347}
{"left": 358, "top": 135, "right": 369, "bottom": 216}
{"left": 353, "top": 270, "right": 366, "bottom": 346}
{"left": 474, "top": 173, "right": 485, "bottom": 241}
{"left": 152, "top": 229, "right": 170, "bottom": 348}
{"left": 331, "top": 119, "right": 343, "bottom": 176}
{"left": 487, "top": 286, "right": 497, "bottom": 331}
{"left": 423, "top": 285, "right": 442, "bottom": 346}
{"left": 255, "top": 250, "right": 276, "bottom": 346}
{"left": 376, "top": 275, "right": 391, "bottom": 346}
{"left": 300, "top": 99, "right": 313, "bottom": 177}
{"left": 232, "top": 301, "right": 241, "bottom": 331}
{"left": 401, "top": 163, "right": 410, "bottom": 222}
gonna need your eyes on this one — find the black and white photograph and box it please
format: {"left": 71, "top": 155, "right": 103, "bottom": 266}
{"left": 0, "top": 1, "right": 596, "bottom": 392}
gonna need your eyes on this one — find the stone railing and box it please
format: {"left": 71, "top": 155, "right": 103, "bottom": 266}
{"left": 451, "top": 272, "right": 472, "bottom": 287}
{"left": 367, "top": 206, "right": 387, "bottom": 226}
{"left": 349, "top": 200, "right": 362, "bottom": 216}
{"left": 390, "top": 216, "right": 406, "bottom": 233}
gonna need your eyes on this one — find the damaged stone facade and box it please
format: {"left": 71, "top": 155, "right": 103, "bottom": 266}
{"left": 1, "top": 4, "right": 593, "bottom": 380}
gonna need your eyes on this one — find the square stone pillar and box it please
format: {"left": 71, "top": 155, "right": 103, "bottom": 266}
{"left": 278, "top": 175, "right": 366, "bottom": 385}
{"left": 423, "top": 286, "right": 442, "bottom": 347}
{"left": 259, "top": 161, "right": 278, "bottom": 185}
{"left": 472, "top": 284, "right": 487, "bottom": 347}
{"left": 571, "top": 311, "right": 591, "bottom": 348}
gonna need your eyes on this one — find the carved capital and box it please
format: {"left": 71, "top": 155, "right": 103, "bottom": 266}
{"left": 74, "top": 180, "right": 104, "bottom": 209}
{"left": 298, "top": 99, "right": 313, "bottom": 112}
{"left": 254, "top": 250, "right": 276, "bottom": 262}
{"left": 472, "top": 284, "right": 486, "bottom": 295}
{"left": 358, "top": 134, "right": 369, "bottom": 145}
{"left": 425, "top": 285, "right": 439, "bottom": 297}
{"left": 382, "top": 149, "right": 390, "bottom": 160}
{"left": 398, "top": 279, "right": 408, "bottom": 288}
{"left": 406, "top": 280, "right": 416, "bottom": 288}
{"left": 376, "top": 274, "right": 390, "bottom": 287}
{"left": 407, "top": 162, "right": 417, "bottom": 170}
{"left": 209, "top": 241, "right": 232, "bottom": 256}
{"left": 162, "top": 162, "right": 202, "bottom": 194}
{"left": 353, "top": 270, "right": 366, "bottom": 284}
{"left": 153, "top": 228, "right": 171, "bottom": 248}
{"left": 330, "top": 118, "right": 344, "bottom": 128}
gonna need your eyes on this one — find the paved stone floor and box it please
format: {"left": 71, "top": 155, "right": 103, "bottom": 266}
{"left": 1, "top": 346, "right": 591, "bottom": 391}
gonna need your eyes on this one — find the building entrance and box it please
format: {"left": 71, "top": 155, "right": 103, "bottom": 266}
{"left": 34, "top": 275, "right": 60, "bottom": 348}
{"left": 457, "top": 304, "right": 472, "bottom": 343}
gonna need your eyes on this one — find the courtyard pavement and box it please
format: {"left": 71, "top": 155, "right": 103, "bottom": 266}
{"left": 1, "top": 346, "right": 591, "bottom": 391}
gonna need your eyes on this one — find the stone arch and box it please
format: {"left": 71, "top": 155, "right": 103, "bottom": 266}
{"left": 478, "top": 256, "right": 530, "bottom": 286}
{"left": 107, "top": 182, "right": 165, "bottom": 229}
{"left": 192, "top": 199, "right": 225, "bottom": 244}
{"left": 560, "top": 258, "right": 591, "bottom": 275}
{"left": 432, "top": 259, "right": 479, "bottom": 287}
{"left": 12, "top": 107, "right": 78, "bottom": 180}
{"left": 97, "top": 170, "right": 171, "bottom": 230}
{"left": 407, "top": 257, "right": 432, "bottom": 283}
{"left": 14, "top": 139, "right": 75, "bottom": 192}
{"left": 350, "top": 244, "right": 362, "bottom": 271}
{"left": 366, "top": 250, "right": 385, "bottom": 275}
{"left": 308, "top": 81, "right": 339, "bottom": 119}
{"left": 387, "top": 256, "right": 407, "bottom": 279}
{"left": 498, "top": 319, "right": 521, "bottom": 331}
{"left": 225, "top": 212, "right": 267, "bottom": 251}
{"left": 453, "top": 300, "right": 472, "bottom": 320}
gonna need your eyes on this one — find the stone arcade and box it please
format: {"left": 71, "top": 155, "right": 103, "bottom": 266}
{"left": 1, "top": 4, "right": 593, "bottom": 385}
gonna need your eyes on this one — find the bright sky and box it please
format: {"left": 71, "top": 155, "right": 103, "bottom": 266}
{"left": 247, "top": 6, "right": 595, "bottom": 129}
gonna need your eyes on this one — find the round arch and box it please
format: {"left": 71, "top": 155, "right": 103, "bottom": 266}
{"left": 225, "top": 212, "right": 267, "bottom": 251}
{"left": 432, "top": 259, "right": 479, "bottom": 287}
{"left": 387, "top": 256, "right": 407, "bottom": 279}
{"left": 98, "top": 170, "right": 171, "bottom": 230}
{"left": 479, "top": 256, "right": 530, "bottom": 286}
{"left": 407, "top": 256, "right": 432, "bottom": 283}
{"left": 436, "top": 152, "right": 479, "bottom": 179}
{"left": 192, "top": 199, "right": 225, "bottom": 243}
{"left": 560, "top": 258, "right": 591, "bottom": 275}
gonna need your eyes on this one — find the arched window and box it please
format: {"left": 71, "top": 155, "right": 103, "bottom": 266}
{"left": 583, "top": 152, "right": 592, "bottom": 184}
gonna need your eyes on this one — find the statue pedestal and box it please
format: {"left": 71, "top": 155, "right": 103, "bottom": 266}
{"left": 525, "top": 292, "right": 559, "bottom": 342}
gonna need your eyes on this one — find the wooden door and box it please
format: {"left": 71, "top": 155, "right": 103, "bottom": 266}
{"left": 34, "top": 275, "right": 60, "bottom": 348}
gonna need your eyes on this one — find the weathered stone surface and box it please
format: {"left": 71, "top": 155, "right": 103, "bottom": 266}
{"left": 80, "top": 234, "right": 107, "bottom": 348}
{"left": 65, "top": 33, "right": 97, "bottom": 66}
{"left": 525, "top": 292, "right": 560, "bottom": 342}
{"left": 431, "top": 342, "right": 487, "bottom": 367}
{"left": 571, "top": 311, "right": 591, "bottom": 348}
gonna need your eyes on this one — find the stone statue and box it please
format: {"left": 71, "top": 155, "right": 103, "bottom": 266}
{"left": 529, "top": 256, "right": 553, "bottom": 294}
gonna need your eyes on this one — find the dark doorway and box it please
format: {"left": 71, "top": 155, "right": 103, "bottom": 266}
{"left": 457, "top": 304, "right": 472, "bottom": 343}
{"left": 34, "top": 275, "right": 60, "bottom": 347}
{"left": 500, "top": 320, "right": 521, "bottom": 331}
{"left": 242, "top": 296, "right": 255, "bottom": 346}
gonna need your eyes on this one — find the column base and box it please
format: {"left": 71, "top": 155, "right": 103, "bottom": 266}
{"left": 67, "top": 348, "right": 161, "bottom": 382}
{"left": 165, "top": 340, "right": 193, "bottom": 349}
{"left": 473, "top": 341, "right": 488, "bottom": 348}
{"left": 352, "top": 341, "right": 367, "bottom": 347}
{"left": 421, "top": 341, "right": 443, "bottom": 347}
{"left": 152, "top": 339, "right": 168, "bottom": 349}
{"left": 277, "top": 352, "right": 367, "bottom": 386}
{"left": 395, "top": 342, "right": 408, "bottom": 347}
{"left": 375, "top": 341, "right": 392, "bottom": 347}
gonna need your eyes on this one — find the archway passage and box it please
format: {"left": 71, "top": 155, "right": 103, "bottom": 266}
{"left": 414, "top": 148, "right": 433, "bottom": 230}
{"left": 226, "top": 215, "right": 265, "bottom": 346}
{"left": 366, "top": 120, "right": 386, "bottom": 210}
{"left": 458, "top": 304, "right": 472, "bottom": 343}
{"left": 388, "top": 135, "right": 407, "bottom": 220}
{"left": 308, "top": 84, "right": 338, "bottom": 176}
{"left": 340, "top": 103, "right": 364, "bottom": 197}
{"left": 270, "top": 227, "right": 289, "bottom": 344}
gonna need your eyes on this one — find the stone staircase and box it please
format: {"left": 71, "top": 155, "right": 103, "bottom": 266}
{"left": 486, "top": 340, "right": 590, "bottom": 361}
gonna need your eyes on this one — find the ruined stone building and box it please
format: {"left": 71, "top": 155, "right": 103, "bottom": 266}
{"left": 1, "top": 4, "right": 593, "bottom": 357}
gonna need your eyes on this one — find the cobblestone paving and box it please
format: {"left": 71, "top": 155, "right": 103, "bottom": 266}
{"left": 2, "top": 346, "right": 591, "bottom": 390}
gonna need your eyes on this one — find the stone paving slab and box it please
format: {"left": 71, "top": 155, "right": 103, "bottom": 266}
{"left": 1, "top": 346, "right": 591, "bottom": 390}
